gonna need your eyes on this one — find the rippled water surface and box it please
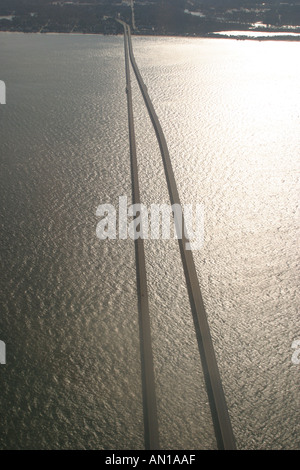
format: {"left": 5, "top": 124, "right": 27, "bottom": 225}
{"left": 0, "top": 33, "right": 299, "bottom": 450}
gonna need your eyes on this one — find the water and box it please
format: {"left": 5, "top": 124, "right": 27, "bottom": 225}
{"left": 0, "top": 33, "right": 299, "bottom": 450}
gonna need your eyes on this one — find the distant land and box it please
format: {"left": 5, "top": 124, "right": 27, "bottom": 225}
{"left": 0, "top": 0, "right": 300, "bottom": 39}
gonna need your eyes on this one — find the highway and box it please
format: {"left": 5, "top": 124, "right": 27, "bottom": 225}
{"left": 120, "top": 20, "right": 236, "bottom": 450}
{"left": 121, "top": 22, "right": 160, "bottom": 450}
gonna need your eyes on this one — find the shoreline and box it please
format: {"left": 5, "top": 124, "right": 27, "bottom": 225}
{"left": 0, "top": 30, "right": 300, "bottom": 42}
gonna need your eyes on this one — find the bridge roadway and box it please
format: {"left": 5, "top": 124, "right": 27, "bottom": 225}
{"left": 122, "top": 21, "right": 160, "bottom": 450}
{"left": 120, "top": 20, "right": 236, "bottom": 450}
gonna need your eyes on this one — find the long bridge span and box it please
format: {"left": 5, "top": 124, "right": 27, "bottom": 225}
{"left": 119, "top": 19, "right": 236, "bottom": 451}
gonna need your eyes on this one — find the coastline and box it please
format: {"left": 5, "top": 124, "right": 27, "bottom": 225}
{"left": 0, "top": 29, "right": 300, "bottom": 42}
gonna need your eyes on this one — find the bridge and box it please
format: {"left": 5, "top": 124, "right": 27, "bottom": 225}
{"left": 118, "top": 19, "right": 236, "bottom": 451}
